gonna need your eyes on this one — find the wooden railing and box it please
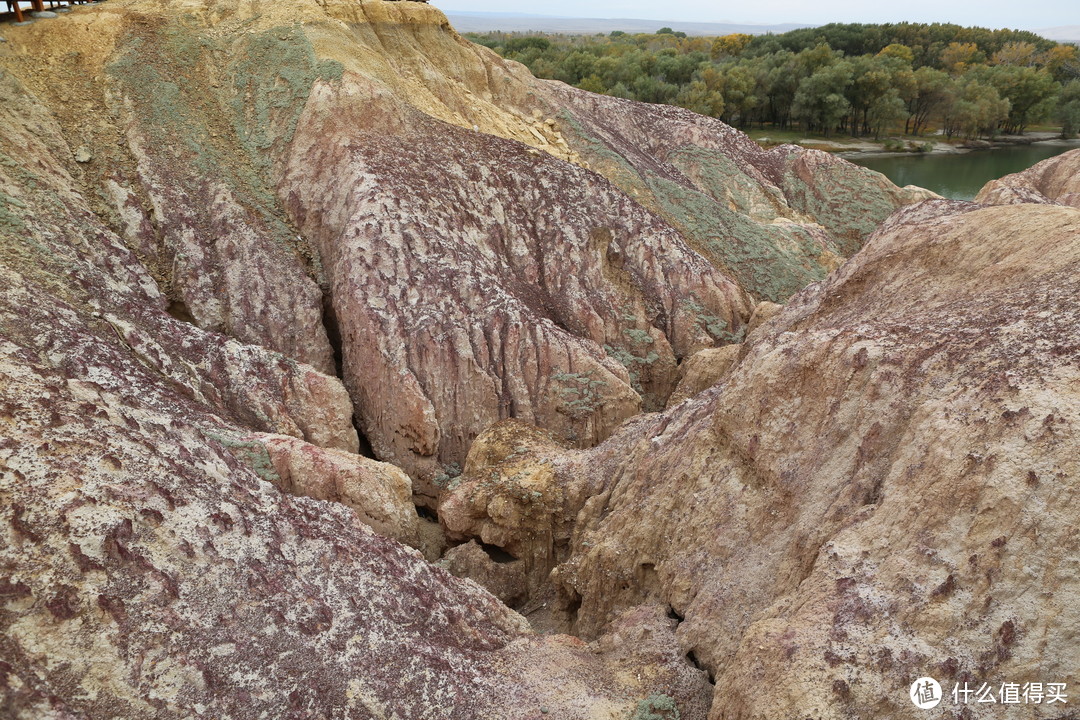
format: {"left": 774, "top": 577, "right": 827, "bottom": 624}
{"left": 4, "top": 0, "right": 95, "bottom": 24}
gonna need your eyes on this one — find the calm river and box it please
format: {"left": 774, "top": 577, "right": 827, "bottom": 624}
{"left": 849, "top": 141, "right": 1080, "bottom": 200}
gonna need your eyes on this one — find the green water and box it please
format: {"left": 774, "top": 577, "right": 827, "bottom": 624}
{"left": 849, "top": 141, "right": 1080, "bottom": 200}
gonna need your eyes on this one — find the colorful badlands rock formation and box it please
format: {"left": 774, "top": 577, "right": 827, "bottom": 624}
{"left": 1, "top": 1, "right": 1074, "bottom": 719}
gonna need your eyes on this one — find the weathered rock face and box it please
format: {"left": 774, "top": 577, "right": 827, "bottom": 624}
{"left": 0, "top": 71, "right": 358, "bottom": 457}
{"left": 0, "top": 24, "right": 712, "bottom": 719}
{"left": 664, "top": 345, "right": 742, "bottom": 409}
{"left": 439, "top": 419, "right": 590, "bottom": 595}
{"left": 976, "top": 147, "right": 1080, "bottom": 207}
{"left": 447, "top": 199, "right": 1080, "bottom": 719}
{"left": 284, "top": 88, "right": 750, "bottom": 496}
{"left": 1, "top": 2, "right": 1017, "bottom": 718}
{"left": 0, "top": 336, "right": 712, "bottom": 720}
{"left": 248, "top": 432, "right": 421, "bottom": 548}
{"left": 545, "top": 86, "right": 936, "bottom": 301}
{"left": 439, "top": 539, "right": 529, "bottom": 607}
{"left": 0, "top": 0, "right": 925, "bottom": 500}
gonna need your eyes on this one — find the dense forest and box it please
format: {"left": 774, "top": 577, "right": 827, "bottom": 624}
{"left": 469, "top": 23, "right": 1080, "bottom": 139}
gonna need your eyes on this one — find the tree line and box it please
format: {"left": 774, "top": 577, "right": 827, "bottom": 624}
{"left": 468, "top": 23, "right": 1080, "bottom": 139}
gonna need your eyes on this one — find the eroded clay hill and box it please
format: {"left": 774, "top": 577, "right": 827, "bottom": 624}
{"left": 444, "top": 198, "right": 1080, "bottom": 719}
{"left": 0, "top": 0, "right": 927, "bottom": 501}
{"left": 2, "top": 1, "right": 1065, "bottom": 719}
{"left": 0, "top": 6, "right": 717, "bottom": 717}
{"left": 976, "top": 147, "right": 1080, "bottom": 208}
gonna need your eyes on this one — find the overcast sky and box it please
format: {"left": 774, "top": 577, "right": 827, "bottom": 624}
{"left": 434, "top": 0, "right": 1076, "bottom": 32}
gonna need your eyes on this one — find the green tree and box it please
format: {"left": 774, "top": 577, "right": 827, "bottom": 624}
{"left": 991, "top": 41, "right": 1038, "bottom": 67}
{"left": 577, "top": 74, "right": 607, "bottom": 94}
{"left": 712, "top": 33, "right": 753, "bottom": 59}
{"left": 942, "top": 74, "right": 1010, "bottom": 138}
{"left": 1057, "top": 79, "right": 1080, "bottom": 137}
{"left": 846, "top": 54, "right": 912, "bottom": 136}
{"left": 675, "top": 80, "right": 725, "bottom": 117}
{"left": 940, "top": 41, "right": 982, "bottom": 74}
{"left": 714, "top": 63, "right": 760, "bottom": 127}
{"left": 1040, "top": 44, "right": 1080, "bottom": 83}
{"left": 904, "top": 66, "right": 953, "bottom": 135}
{"left": 877, "top": 43, "right": 915, "bottom": 64}
{"left": 555, "top": 51, "right": 597, "bottom": 85}
{"left": 793, "top": 60, "right": 854, "bottom": 135}
{"left": 762, "top": 51, "right": 800, "bottom": 129}
{"left": 977, "top": 64, "right": 1058, "bottom": 133}
{"left": 467, "top": 22, "right": 1071, "bottom": 139}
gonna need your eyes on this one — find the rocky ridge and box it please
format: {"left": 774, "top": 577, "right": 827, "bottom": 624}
{"left": 2, "top": 1, "right": 1072, "bottom": 720}
{"left": 975, "top": 147, "right": 1080, "bottom": 208}
{"left": 0, "top": 0, "right": 925, "bottom": 500}
{"left": 443, "top": 198, "right": 1080, "bottom": 719}
{"left": 0, "top": 11, "right": 712, "bottom": 716}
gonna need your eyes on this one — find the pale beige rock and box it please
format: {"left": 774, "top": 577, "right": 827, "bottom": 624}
{"left": 570, "top": 201, "right": 1080, "bottom": 720}
{"left": 746, "top": 300, "right": 784, "bottom": 335}
{"left": 976, "top": 147, "right": 1080, "bottom": 207}
{"left": 440, "top": 420, "right": 583, "bottom": 569}
{"left": 439, "top": 540, "right": 529, "bottom": 607}
{"left": 666, "top": 345, "right": 742, "bottom": 408}
{"left": 452, "top": 199, "right": 1080, "bottom": 720}
{"left": 249, "top": 432, "right": 420, "bottom": 546}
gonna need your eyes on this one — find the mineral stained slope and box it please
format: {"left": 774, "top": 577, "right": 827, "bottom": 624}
{"left": 976, "top": 147, "right": 1080, "bottom": 208}
{"left": 0, "top": 2, "right": 1017, "bottom": 719}
{"left": 0, "top": 0, "right": 921, "bottom": 498}
{"left": 0, "top": 15, "right": 712, "bottom": 719}
{"left": 445, "top": 199, "right": 1080, "bottom": 719}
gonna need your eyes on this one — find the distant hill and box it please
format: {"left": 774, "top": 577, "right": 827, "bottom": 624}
{"left": 1033, "top": 25, "right": 1080, "bottom": 43}
{"left": 444, "top": 11, "right": 811, "bottom": 36}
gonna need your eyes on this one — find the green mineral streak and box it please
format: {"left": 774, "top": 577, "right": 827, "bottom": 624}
{"left": 433, "top": 462, "right": 463, "bottom": 489}
{"left": 106, "top": 21, "right": 343, "bottom": 255}
{"left": 646, "top": 173, "right": 830, "bottom": 302}
{"left": 777, "top": 150, "right": 898, "bottom": 257}
{"left": 206, "top": 431, "right": 281, "bottom": 484}
{"left": 557, "top": 110, "right": 643, "bottom": 190}
{"left": 0, "top": 191, "right": 27, "bottom": 234}
{"left": 557, "top": 113, "right": 837, "bottom": 302}
{"left": 228, "top": 25, "right": 343, "bottom": 174}
{"left": 628, "top": 694, "right": 680, "bottom": 720}
{"left": 0, "top": 153, "right": 73, "bottom": 278}
{"left": 667, "top": 145, "right": 784, "bottom": 222}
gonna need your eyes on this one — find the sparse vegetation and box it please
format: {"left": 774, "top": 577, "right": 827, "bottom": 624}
{"left": 552, "top": 370, "right": 608, "bottom": 417}
{"left": 206, "top": 432, "right": 281, "bottom": 483}
{"left": 684, "top": 300, "right": 745, "bottom": 344}
{"left": 628, "top": 694, "right": 680, "bottom": 720}
{"left": 605, "top": 327, "right": 660, "bottom": 395}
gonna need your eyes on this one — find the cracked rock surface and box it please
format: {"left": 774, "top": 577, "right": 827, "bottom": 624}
{"left": 446, "top": 200, "right": 1080, "bottom": 719}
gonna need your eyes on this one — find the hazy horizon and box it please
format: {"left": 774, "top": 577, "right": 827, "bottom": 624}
{"left": 434, "top": 1, "right": 1076, "bottom": 33}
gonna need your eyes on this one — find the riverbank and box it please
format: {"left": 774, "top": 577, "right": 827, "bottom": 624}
{"left": 848, "top": 141, "right": 1080, "bottom": 200}
{"left": 750, "top": 129, "right": 1079, "bottom": 159}
{"left": 838, "top": 132, "right": 1080, "bottom": 159}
